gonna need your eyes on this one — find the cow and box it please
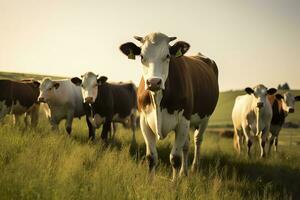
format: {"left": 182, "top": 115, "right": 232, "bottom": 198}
{"left": 38, "top": 78, "right": 87, "bottom": 135}
{"left": 232, "top": 85, "right": 277, "bottom": 158}
{"left": 119, "top": 32, "right": 219, "bottom": 180}
{"left": 268, "top": 92, "right": 300, "bottom": 153}
{"left": 70, "top": 72, "right": 137, "bottom": 142}
{"left": 0, "top": 79, "right": 40, "bottom": 127}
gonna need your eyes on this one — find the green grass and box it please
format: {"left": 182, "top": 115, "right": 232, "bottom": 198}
{"left": 1, "top": 71, "right": 300, "bottom": 199}
{"left": 0, "top": 115, "right": 299, "bottom": 200}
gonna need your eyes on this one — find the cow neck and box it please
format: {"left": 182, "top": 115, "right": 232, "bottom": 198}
{"left": 271, "top": 99, "right": 286, "bottom": 126}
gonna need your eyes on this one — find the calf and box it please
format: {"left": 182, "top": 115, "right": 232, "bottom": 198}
{"left": 232, "top": 85, "right": 277, "bottom": 157}
{"left": 268, "top": 92, "right": 300, "bottom": 152}
{"left": 120, "top": 32, "right": 219, "bottom": 180}
{"left": 71, "top": 72, "right": 137, "bottom": 142}
{"left": 0, "top": 79, "right": 40, "bottom": 127}
{"left": 38, "top": 78, "right": 87, "bottom": 134}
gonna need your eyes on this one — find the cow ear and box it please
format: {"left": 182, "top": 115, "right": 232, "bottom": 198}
{"left": 275, "top": 94, "right": 284, "bottom": 100}
{"left": 33, "top": 81, "right": 40, "bottom": 88}
{"left": 71, "top": 77, "right": 82, "bottom": 86}
{"left": 267, "top": 88, "right": 277, "bottom": 95}
{"left": 170, "top": 41, "right": 190, "bottom": 57}
{"left": 97, "top": 76, "right": 107, "bottom": 84}
{"left": 119, "top": 42, "right": 141, "bottom": 60}
{"left": 53, "top": 82, "right": 60, "bottom": 89}
{"left": 294, "top": 96, "right": 300, "bottom": 101}
{"left": 245, "top": 87, "right": 254, "bottom": 95}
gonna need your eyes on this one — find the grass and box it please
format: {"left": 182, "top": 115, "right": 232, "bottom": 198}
{"left": 0, "top": 116, "right": 299, "bottom": 200}
{"left": 0, "top": 71, "right": 300, "bottom": 199}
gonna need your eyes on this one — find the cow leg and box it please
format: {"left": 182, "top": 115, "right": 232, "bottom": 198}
{"left": 233, "top": 128, "right": 243, "bottom": 155}
{"left": 109, "top": 123, "right": 114, "bottom": 140}
{"left": 24, "top": 113, "right": 30, "bottom": 128}
{"left": 50, "top": 117, "right": 59, "bottom": 132}
{"left": 13, "top": 114, "right": 21, "bottom": 127}
{"left": 171, "top": 120, "right": 189, "bottom": 181}
{"left": 192, "top": 118, "right": 209, "bottom": 172}
{"left": 30, "top": 104, "right": 39, "bottom": 128}
{"left": 243, "top": 126, "right": 252, "bottom": 157}
{"left": 85, "top": 115, "right": 95, "bottom": 140}
{"left": 140, "top": 115, "right": 157, "bottom": 179}
{"left": 101, "top": 121, "right": 111, "bottom": 142}
{"left": 130, "top": 114, "right": 137, "bottom": 144}
{"left": 0, "top": 103, "right": 10, "bottom": 121}
{"left": 65, "top": 111, "right": 74, "bottom": 135}
{"left": 181, "top": 134, "right": 189, "bottom": 177}
{"left": 268, "top": 134, "right": 275, "bottom": 154}
{"left": 259, "top": 128, "right": 268, "bottom": 158}
{"left": 274, "top": 136, "right": 279, "bottom": 152}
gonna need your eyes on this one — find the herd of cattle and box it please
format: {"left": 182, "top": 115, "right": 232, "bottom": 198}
{"left": 0, "top": 32, "right": 299, "bottom": 180}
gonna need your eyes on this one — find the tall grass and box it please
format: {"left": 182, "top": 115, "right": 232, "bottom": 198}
{"left": 0, "top": 115, "right": 299, "bottom": 200}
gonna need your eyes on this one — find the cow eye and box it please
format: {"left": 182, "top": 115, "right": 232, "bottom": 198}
{"left": 47, "top": 87, "right": 52, "bottom": 91}
{"left": 140, "top": 55, "right": 144, "bottom": 60}
{"left": 166, "top": 54, "right": 170, "bottom": 59}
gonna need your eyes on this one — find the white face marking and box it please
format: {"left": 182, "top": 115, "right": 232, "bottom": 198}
{"left": 39, "top": 78, "right": 56, "bottom": 102}
{"left": 81, "top": 72, "right": 98, "bottom": 103}
{"left": 252, "top": 85, "right": 269, "bottom": 107}
{"left": 139, "top": 33, "right": 171, "bottom": 91}
{"left": 282, "top": 92, "right": 296, "bottom": 113}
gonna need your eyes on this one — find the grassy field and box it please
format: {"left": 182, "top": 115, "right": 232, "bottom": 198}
{"left": 1, "top": 71, "right": 300, "bottom": 199}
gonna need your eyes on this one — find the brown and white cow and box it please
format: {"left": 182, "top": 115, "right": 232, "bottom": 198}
{"left": 38, "top": 78, "right": 87, "bottom": 135}
{"left": 0, "top": 79, "right": 40, "bottom": 127}
{"left": 120, "top": 32, "right": 219, "bottom": 180}
{"left": 268, "top": 92, "right": 300, "bottom": 153}
{"left": 71, "top": 72, "right": 137, "bottom": 142}
{"left": 232, "top": 85, "right": 277, "bottom": 158}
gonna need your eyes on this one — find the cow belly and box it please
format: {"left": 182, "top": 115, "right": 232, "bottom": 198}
{"left": 190, "top": 113, "right": 210, "bottom": 127}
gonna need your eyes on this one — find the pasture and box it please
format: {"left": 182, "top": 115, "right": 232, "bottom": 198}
{"left": 0, "top": 72, "right": 300, "bottom": 199}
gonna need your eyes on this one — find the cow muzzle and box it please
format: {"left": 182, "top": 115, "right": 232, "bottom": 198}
{"left": 84, "top": 97, "right": 94, "bottom": 103}
{"left": 257, "top": 102, "right": 264, "bottom": 108}
{"left": 288, "top": 108, "right": 295, "bottom": 113}
{"left": 146, "top": 78, "right": 162, "bottom": 92}
{"left": 38, "top": 97, "right": 46, "bottom": 103}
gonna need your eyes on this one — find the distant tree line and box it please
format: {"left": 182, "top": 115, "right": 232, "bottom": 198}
{"left": 277, "top": 82, "right": 290, "bottom": 90}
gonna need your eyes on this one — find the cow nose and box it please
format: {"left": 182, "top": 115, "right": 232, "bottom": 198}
{"left": 85, "top": 97, "right": 93, "bottom": 103}
{"left": 146, "top": 78, "right": 162, "bottom": 92}
{"left": 288, "top": 108, "right": 295, "bottom": 113}
{"left": 38, "top": 97, "right": 45, "bottom": 103}
{"left": 257, "top": 102, "right": 264, "bottom": 108}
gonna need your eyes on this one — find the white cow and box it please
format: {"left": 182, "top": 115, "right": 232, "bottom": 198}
{"left": 232, "top": 84, "right": 277, "bottom": 157}
{"left": 38, "top": 78, "right": 86, "bottom": 134}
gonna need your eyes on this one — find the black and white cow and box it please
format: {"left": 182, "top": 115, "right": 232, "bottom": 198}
{"left": 71, "top": 72, "right": 137, "bottom": 142}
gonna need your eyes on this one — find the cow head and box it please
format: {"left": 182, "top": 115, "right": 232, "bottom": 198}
{"left": 71, "top": 72, "right": 107, "bottom": 104}
{"left": 245, "top": 85, "right": 277, "bottom": 109}
{"left": 120, "top": 32, "right": 190, "bottom": 92}
{"left": 38, "top": 78, "right": 60, "bottom": 103}
{"left": 275, "top": 92, "right": 300, "bottom": 114}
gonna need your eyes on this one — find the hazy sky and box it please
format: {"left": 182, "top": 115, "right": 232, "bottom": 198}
{"left": 0, "top": 0, "right": 299, "bottom": 91}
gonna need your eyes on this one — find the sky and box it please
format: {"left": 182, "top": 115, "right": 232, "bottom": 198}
{"left": 0, "top": 0, "right": 299, "bottom": 91}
